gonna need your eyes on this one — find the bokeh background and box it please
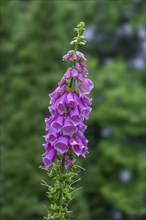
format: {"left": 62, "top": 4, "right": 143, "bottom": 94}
{"left": 1, "top": 0, "right": 146, "bottom": 220}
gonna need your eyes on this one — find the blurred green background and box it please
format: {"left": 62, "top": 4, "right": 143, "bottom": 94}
{"left": 1, "top": 0, "right": 146, "bottom": 219}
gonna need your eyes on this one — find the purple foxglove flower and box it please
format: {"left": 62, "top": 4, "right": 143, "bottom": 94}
{"left": 69, "top": 108, "right": 81, "bottom": 125}
{"left": 81, "top": 107, "right": 92, "bottom": 120}
{"left": 62, "top": 116, "right": 77, "bottom": 136}
{"left": 71, "top": 68, "right": 79, "bottom": 78}
{"left": 75, "top": 62, "right": 82, "bottom": 72}
{"left": 57, "top": 92, "right": 67, "bottom": 114}
{"left": 45, "top": 116, "right": 54, "bottom": 131}
{"left": 51, "top": 115, "right": 64, "bottom": 132}
{"left": 78, "top": 100, "right": 92, "bottom": 119}
{"left": 73, "top": 134, "right": 88, "bottom": 157}
{"left": 49, "top": 87, "right": 59, "bottom": 101}
{"left": 63, "top": 53, "right": 71, "bottom": 61}
{"left": 64, "top": 69, "right": 72, "bottom": 78}
{"left": 68, "top": 50, "right": 74, "bottom": 55}
{"left": 72, "top": 53, "right": 78, "bottom": 60}
{"left": 49, "top": 101, "right": 58, "bottom": 115}
{"left": 64, "top": 155, "right": 76, "bottom": 169}
{"left": 49, "top": 84, "right": 66, "bottom": 104}
{"left": 76, "top": 72, "right": 84, "bottom": 81}
{"left": 54, "top": 136, "right": 69, "bottom": 154}
{"left": 80, "top": 95, "right": 92, "bottom": 106}
{"left": 76, "top": 131, "right": 88, "bottom": 146}
{"left": 75, "top": 136, "right": 87, "bottom": 157}
{"left": 81, "top": 61, "right": 87, "bottom": 67}
{"left": 82, "top": 66, "right": 88, "bottom": 75}
{"left": 69, "top": 138, "right": 81, "bottom": 156}
{"left": 49, "top": 88, "right": 60, "bottom": 104}
{"left": 81, "top": 145, "right": 88, "bottom": 157}
{"left": 77, "top": 121, "right": 87, "bottom": 132}
{"left": 76, "top": 78, "right": 94, "bottom": 96}
{"left": 60, "top": 68, "right": 79, "bottom": 86}
{"left": 59, "top": 70, "right": 71, "bottom": 85}
{"left": 43, "top": 148, "right": 56, "bottom": 169}
{"left": 76, "top": 51, "right": 87, "bottom": 62}
{"left": 42, "top": 142, "right": 52, "bottom": 151}
{"left": 66, "top": 92, "right": 78, "bottom": 108}
{"left": 44, "top": 130, "right": 57, "bottom": 144}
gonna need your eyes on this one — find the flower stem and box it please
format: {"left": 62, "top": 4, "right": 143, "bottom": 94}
{"left": 70, "top": 22, "right": 86, "bottom": 51}
{"left": 58, "top": 156, "right": 65, "bottom": 206}
{"left": 75, "top": 42, "right": 78, "bottom": 53}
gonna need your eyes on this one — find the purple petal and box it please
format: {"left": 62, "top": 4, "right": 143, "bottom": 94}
{"left": 76, "top": 73, "right": 84, "bottom": 81}
{"left": 66, "top": 92, "right": 78, "bottom": 108}
{"left": 51, "top": 115, "right": 64, "bottom": 132}
{"left": 78, "top": 100, "right": 92, "bottom": 119}
{"left": 54, "top": 136, "right": 69, "bottom": 154}
{"left": 49, "top": 101, "right": 58, "bottom": 115}
{"left": 70, "top": 108, "right": 81, "bottom": 125}
{"left": 81, "top": 61, "right": 86, "bottom": 67}
{"left": 80, "top": 95, "right": 92, "bottom": 106}
{"left": 76, "top": 78, "right": 94, "bottom": 96}
{"left": 62, "top": 116, "right": 77, "bottom": 136}
{"left": 64, "top": 155, "right": 76, "bottom": 169}
{"left": 42, "top": 142, "right": 52, "bottom": 151}
{"left": 82, "top": 66, "right": 88, "bottom": 75}
{"left": 72, "top": 54, "right": 78, "bottom": 60}
{"left": 76, "top": 131, "right": 88, "bottom": 146}
{"left": 68, "top": 50, "right": 74, "bottom": 55}
{"left": 57, "top": 92, "right": 67, "bottom": 114}
{"left": 49, "top": 87, "right": 59, "bottom": 101}
{"left": 82, "top": 107, "right": 92, "bottom": 120}
{"left": 71, "top": 68, "right": 79, "bottom": 77}
{"left": 75, "top": 135, "right": 88, "bottom": 157}
{"left": 45, "top": 116, "right": 54, "bottom": 131}
{"left": 63, "top": 53, "right": 71, "bottom": 61}
{"left": 49, "top": 84, "right": 67, "bottom": 104}
{"left": 76, "top": 51, "right": 87, "bottom": 62}
{"left": 81, "top": 146, "right": 88, "bottom": 157}
{"left": 77, "top": 121, "right": 87, "bottom": 132}
{"left": 69, "top": 137, "right": 82, "bottom": 156}
{"left": 42, "top": 148, "right": 56, "bottom": 169}
{"left": 59, "top": 70, "right": 72, "bottom": 86}
{"left": 75, "top": 62, "right": 82, "bottom": 72}
{"left": 44, "top": 130, "right": 57, "bottom": 144}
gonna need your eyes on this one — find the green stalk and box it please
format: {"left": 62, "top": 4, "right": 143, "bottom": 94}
{"left": 58, "top": 156, "right": 65, "bottom": 206}
{"left": 75, "top": 41, "right": 78, "bottom": 53}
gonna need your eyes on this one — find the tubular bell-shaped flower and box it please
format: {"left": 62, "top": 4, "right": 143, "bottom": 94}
{"left": 42, "top": 148, "right": 57, "bottom": 169}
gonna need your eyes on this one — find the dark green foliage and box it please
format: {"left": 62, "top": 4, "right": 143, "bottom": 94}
{"left": 1, "top": 0, "right": 145, "bottom": 220}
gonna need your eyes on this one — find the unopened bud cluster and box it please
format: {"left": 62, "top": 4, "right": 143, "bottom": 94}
{"left": 70, "top": 22, "right": 86, "bottom": 46}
